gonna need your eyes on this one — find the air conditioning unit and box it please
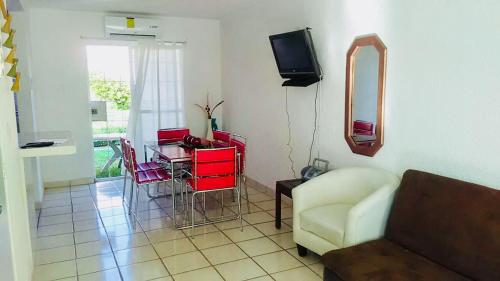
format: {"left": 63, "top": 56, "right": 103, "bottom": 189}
{"left": 104, "top": 16, "right": 160, "bottom": 38}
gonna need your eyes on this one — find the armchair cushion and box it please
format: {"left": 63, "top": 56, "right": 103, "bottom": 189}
{"left": 322, "top": 239, "right": 470, "bottom": 281}
{"left": 300, "top": 204, "right": 352, "bottom": 247}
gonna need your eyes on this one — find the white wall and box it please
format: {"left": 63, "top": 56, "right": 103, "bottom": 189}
{"left": 221, "top": 0, "right": 500, "bottom": 189}
{"left": 26, "top": 9, "right": 221, "bottom": 182}
{"left": 0, "top": 12, "right": 33, "bottom": 280}
{"left": 0, "top": 80, "right": 32, "bottom": 281}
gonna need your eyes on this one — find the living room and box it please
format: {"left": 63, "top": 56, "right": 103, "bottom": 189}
{"left": 0, "top": 0, "right": 498, "bottom": 280}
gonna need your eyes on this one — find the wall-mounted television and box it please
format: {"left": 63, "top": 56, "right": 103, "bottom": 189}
{"left": 269, "top": 29, "right": 321, "bottom": 87}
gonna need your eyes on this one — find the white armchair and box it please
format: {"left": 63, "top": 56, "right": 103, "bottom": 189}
{"left": 292, "top": 167, "right": 400, "bottom": 256}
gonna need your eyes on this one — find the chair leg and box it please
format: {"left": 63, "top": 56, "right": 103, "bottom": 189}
{"left": 191, "top": 192, "right": 196, "bottom": 238}
{"left": 171, "top": 180, "right": 176, "bottom": 227}
{"left": 180, "top": 180, "right": 185, "bottom": 211}
{"left": 221, "top": 191, "right": 224, "bottom": 217}
{"left": 203, "top": 193, "right": 206, "bottom": 223}
{"left": 135, "top": 183, "right": 140, "bottom": 216}
{"left": 297, "top": 244, "right": 308, "bottom": 257}
{"left": 128, "top": 180, "right": 135, "bottom": 215}
{"left": 122, "top": 171, "right": 128, "bottom": 202}
{"left": 185, "top": 181, "right": 189, "bottom": 211}
{"left": 185, "top": 183, "right": 190, "bottom": 224}
{"left": 243, "top": 175, "right": 250, "bottom": 213}
{"left": 236, "top": 188, "right": 243, "bottom": 232}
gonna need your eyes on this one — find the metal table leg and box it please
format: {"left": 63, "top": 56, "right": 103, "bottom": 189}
{"left": 101, "top": 141, "right": 122, "bottom": 173}
{"left": 171, "top": 160, "right": 177, "bottom": 227}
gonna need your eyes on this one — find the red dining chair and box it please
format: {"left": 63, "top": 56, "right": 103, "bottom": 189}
{"left": 155, "top": 128, "right": 191, "bottom": 167}
{"left": 230, "top": 134, "right": 250, "bottom": 211}
{"left": 353, "top": 120, "right": 376, "bottom": 147}
{"left": 187, "top": 147, "right": 242, "bottom": 236}
{"left": 123, "top": 141, "right": 172, "bottom": 215}
{"left": 353, "top": 120, "right": 374, "bottom": 136}
{"left": 157, "top": 128, "right": 190, "bottom": 144}
{"left": 120, "top": 138, "right": 162, "bottom": 202}
{"left": 212, "top": 130, "right": 231, "bottom": 148}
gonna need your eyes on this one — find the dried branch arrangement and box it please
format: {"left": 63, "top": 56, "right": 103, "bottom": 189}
{"left": 195, "top": 93, "right": 224, "bottom": 119}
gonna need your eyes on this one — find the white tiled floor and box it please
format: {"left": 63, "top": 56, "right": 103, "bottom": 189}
{"left": 34, "top": 179, "right": 324, "bottom": 280}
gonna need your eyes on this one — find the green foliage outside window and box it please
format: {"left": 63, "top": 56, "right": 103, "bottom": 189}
{"left": 89, "top": 74, "right": 131, "bottom": 110}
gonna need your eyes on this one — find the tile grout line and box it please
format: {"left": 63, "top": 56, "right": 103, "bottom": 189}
{"left": 129, "top": 183, "right": 174, "bottom": 279}
{"left": 37, "top": 179, "right": 309, "bottom": 280}
{"left": 157, "top": 180, "right": 300, "bottom": 280}
{"left": 212, "top": 188, "right": 311, "bottom": 279}
{"left": 88, "top": 182, "right": 125, "bottom": 281}
{"left": 154, "top": 182, "right": 252, "bottom": 280}
{"left": 201, "top": 190, "right": 270, "bottom": 280}
{"left": 69, "top": 182, "right": 79, "bottom": 281}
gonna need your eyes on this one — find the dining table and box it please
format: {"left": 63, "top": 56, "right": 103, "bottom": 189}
{"left": 144, "top": 139, "right": 237, "bottom": 229}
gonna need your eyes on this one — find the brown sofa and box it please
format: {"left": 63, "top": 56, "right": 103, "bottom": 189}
{"left": 322, "top": 170, "right": 500, "bottom": 281}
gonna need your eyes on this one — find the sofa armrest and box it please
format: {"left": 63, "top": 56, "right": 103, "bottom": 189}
{"left": 343, "top": 184, "right": 398, "bottom": 247}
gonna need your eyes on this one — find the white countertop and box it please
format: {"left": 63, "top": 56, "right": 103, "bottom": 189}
{"left": 18, "top": 131, "right": 77, "bottom": 158}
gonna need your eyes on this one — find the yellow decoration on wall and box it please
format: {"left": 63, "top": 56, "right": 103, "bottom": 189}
{"left": 11, "top": 72, "right": 20, "bottom": 92}
{"left": 7, "top": 59, "right": 17, "bottom": 78}
{"left": 5, "top": 44, "right": 15, "bottom": 63}
{"left": 0, "top": 0, "right": 7, "bottom": 19}
{"left": 3, "top": 29, "right": 14, "bottom": 48}
{"left": 126, "top": 17, "right": 135, "bottom": 28}
{"left": 1, "top": 14, "right": 11, "bottom": 33}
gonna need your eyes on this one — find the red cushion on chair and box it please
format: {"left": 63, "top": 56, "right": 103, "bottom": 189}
{"left": 195, "top": 162, "right": 235, "bottom": 176}
{"left": 157, "top": 128, "right": 190, "bottom": 143}
{"left": 189, "top": 147, "right": 237, "bottom": 191}
{"left": 136, "top": 171, "right": 155, "bottom": 184}
{"left": 154, "top": 168, "right": 172, "bottom": 181}
{"left": 137, "top": 162, "right": 162, "bottom": 171}
{"left": 353, "top": 120, "right": 374, "bottom": 131}
{"left": 194, "top": 148, "right": 236, "bottom": 162}
{"left": 187, "top": 176, "right": 236, "bottom": 191}
{"left": 212, "top": 141, "right": 228, "bottom": 148}
{"left": 135, "top": 168, "right": 170, "bottom": 184}
{"left": 213, "top": 130, "right": 231, "bottom": 142}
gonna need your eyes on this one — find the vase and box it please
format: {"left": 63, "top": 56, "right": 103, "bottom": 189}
{"left": 211, "top": 118, "right": 218, "bottom": 131}
{"left": 206, "top": 118, "right": 214, "bottom": 141}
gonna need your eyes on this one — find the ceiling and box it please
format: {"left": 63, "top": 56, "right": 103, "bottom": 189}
{"left": 23, "top": 0, "right": 256, "bottom": 19}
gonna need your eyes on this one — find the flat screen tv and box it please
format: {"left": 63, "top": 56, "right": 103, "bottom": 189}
{"left": 269, "top": 29, "right": 321, "bottom": 87}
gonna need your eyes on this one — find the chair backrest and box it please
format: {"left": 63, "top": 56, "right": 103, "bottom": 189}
{"left": 157, "top": 128, "right": 190, "bottom": 143}
{"left": 120, "top": 137, "right": 131, "bottom": 173}
{"left": 386, "top": 170, "right": 500, "bottom": 281}
{"left": 230, "top": 137, "right": 246, "bottom": 173}
{"left": 127, "top": 145, "right": 142, "bottom": 182}
{"left": 213, "top": 130, "right": 231, "bottom": 143}
{"left": 353, "top": 120, "right": 374, "bottom": 136}
{"left": 191, "top": 147, "right": 237, "bottom": 191}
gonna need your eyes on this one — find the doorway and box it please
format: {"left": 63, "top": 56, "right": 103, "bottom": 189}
{"left": 86, "top": 44, "right": 131, "bottom": 180}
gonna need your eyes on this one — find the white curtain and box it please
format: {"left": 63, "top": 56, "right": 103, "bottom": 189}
{"left": 126, "top": 42, "right": 185, "bottom": 159}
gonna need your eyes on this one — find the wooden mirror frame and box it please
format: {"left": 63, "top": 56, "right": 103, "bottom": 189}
{"left": 344, "top": 35, "right": 387, "bottom": 157}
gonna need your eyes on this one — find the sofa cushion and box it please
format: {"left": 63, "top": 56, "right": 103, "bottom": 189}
{"left": 386, "top": 170, "right": 500, "bottom": 281}
{"left": 322, "top": 239, "right": 471, "bottom": 281}
{"left": 300, "top": 204, "right": 352, "bottom": 247}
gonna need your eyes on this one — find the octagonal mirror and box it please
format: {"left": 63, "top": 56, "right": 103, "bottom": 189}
{"left": 344, "top": 35, "right": 387, "bottom": 157}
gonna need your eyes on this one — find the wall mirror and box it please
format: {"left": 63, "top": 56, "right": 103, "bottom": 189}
{"left": 344, "top": 35, "right": 387, "bottom": 157}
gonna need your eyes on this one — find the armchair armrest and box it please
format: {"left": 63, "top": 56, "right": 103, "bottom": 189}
{"left": 343, "top": 183, "right": 399, "bottom": 247}
{"left": 292, "top": 168, "right": 377, "bottom": 214}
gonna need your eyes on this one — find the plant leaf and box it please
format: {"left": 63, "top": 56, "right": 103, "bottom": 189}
{"left": 210, "top": 100, "right": 224, "bottom": 115}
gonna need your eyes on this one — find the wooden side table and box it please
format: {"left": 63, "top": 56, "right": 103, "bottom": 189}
{"left": 275, "top": 178, "right": 303, "bottom": 229}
